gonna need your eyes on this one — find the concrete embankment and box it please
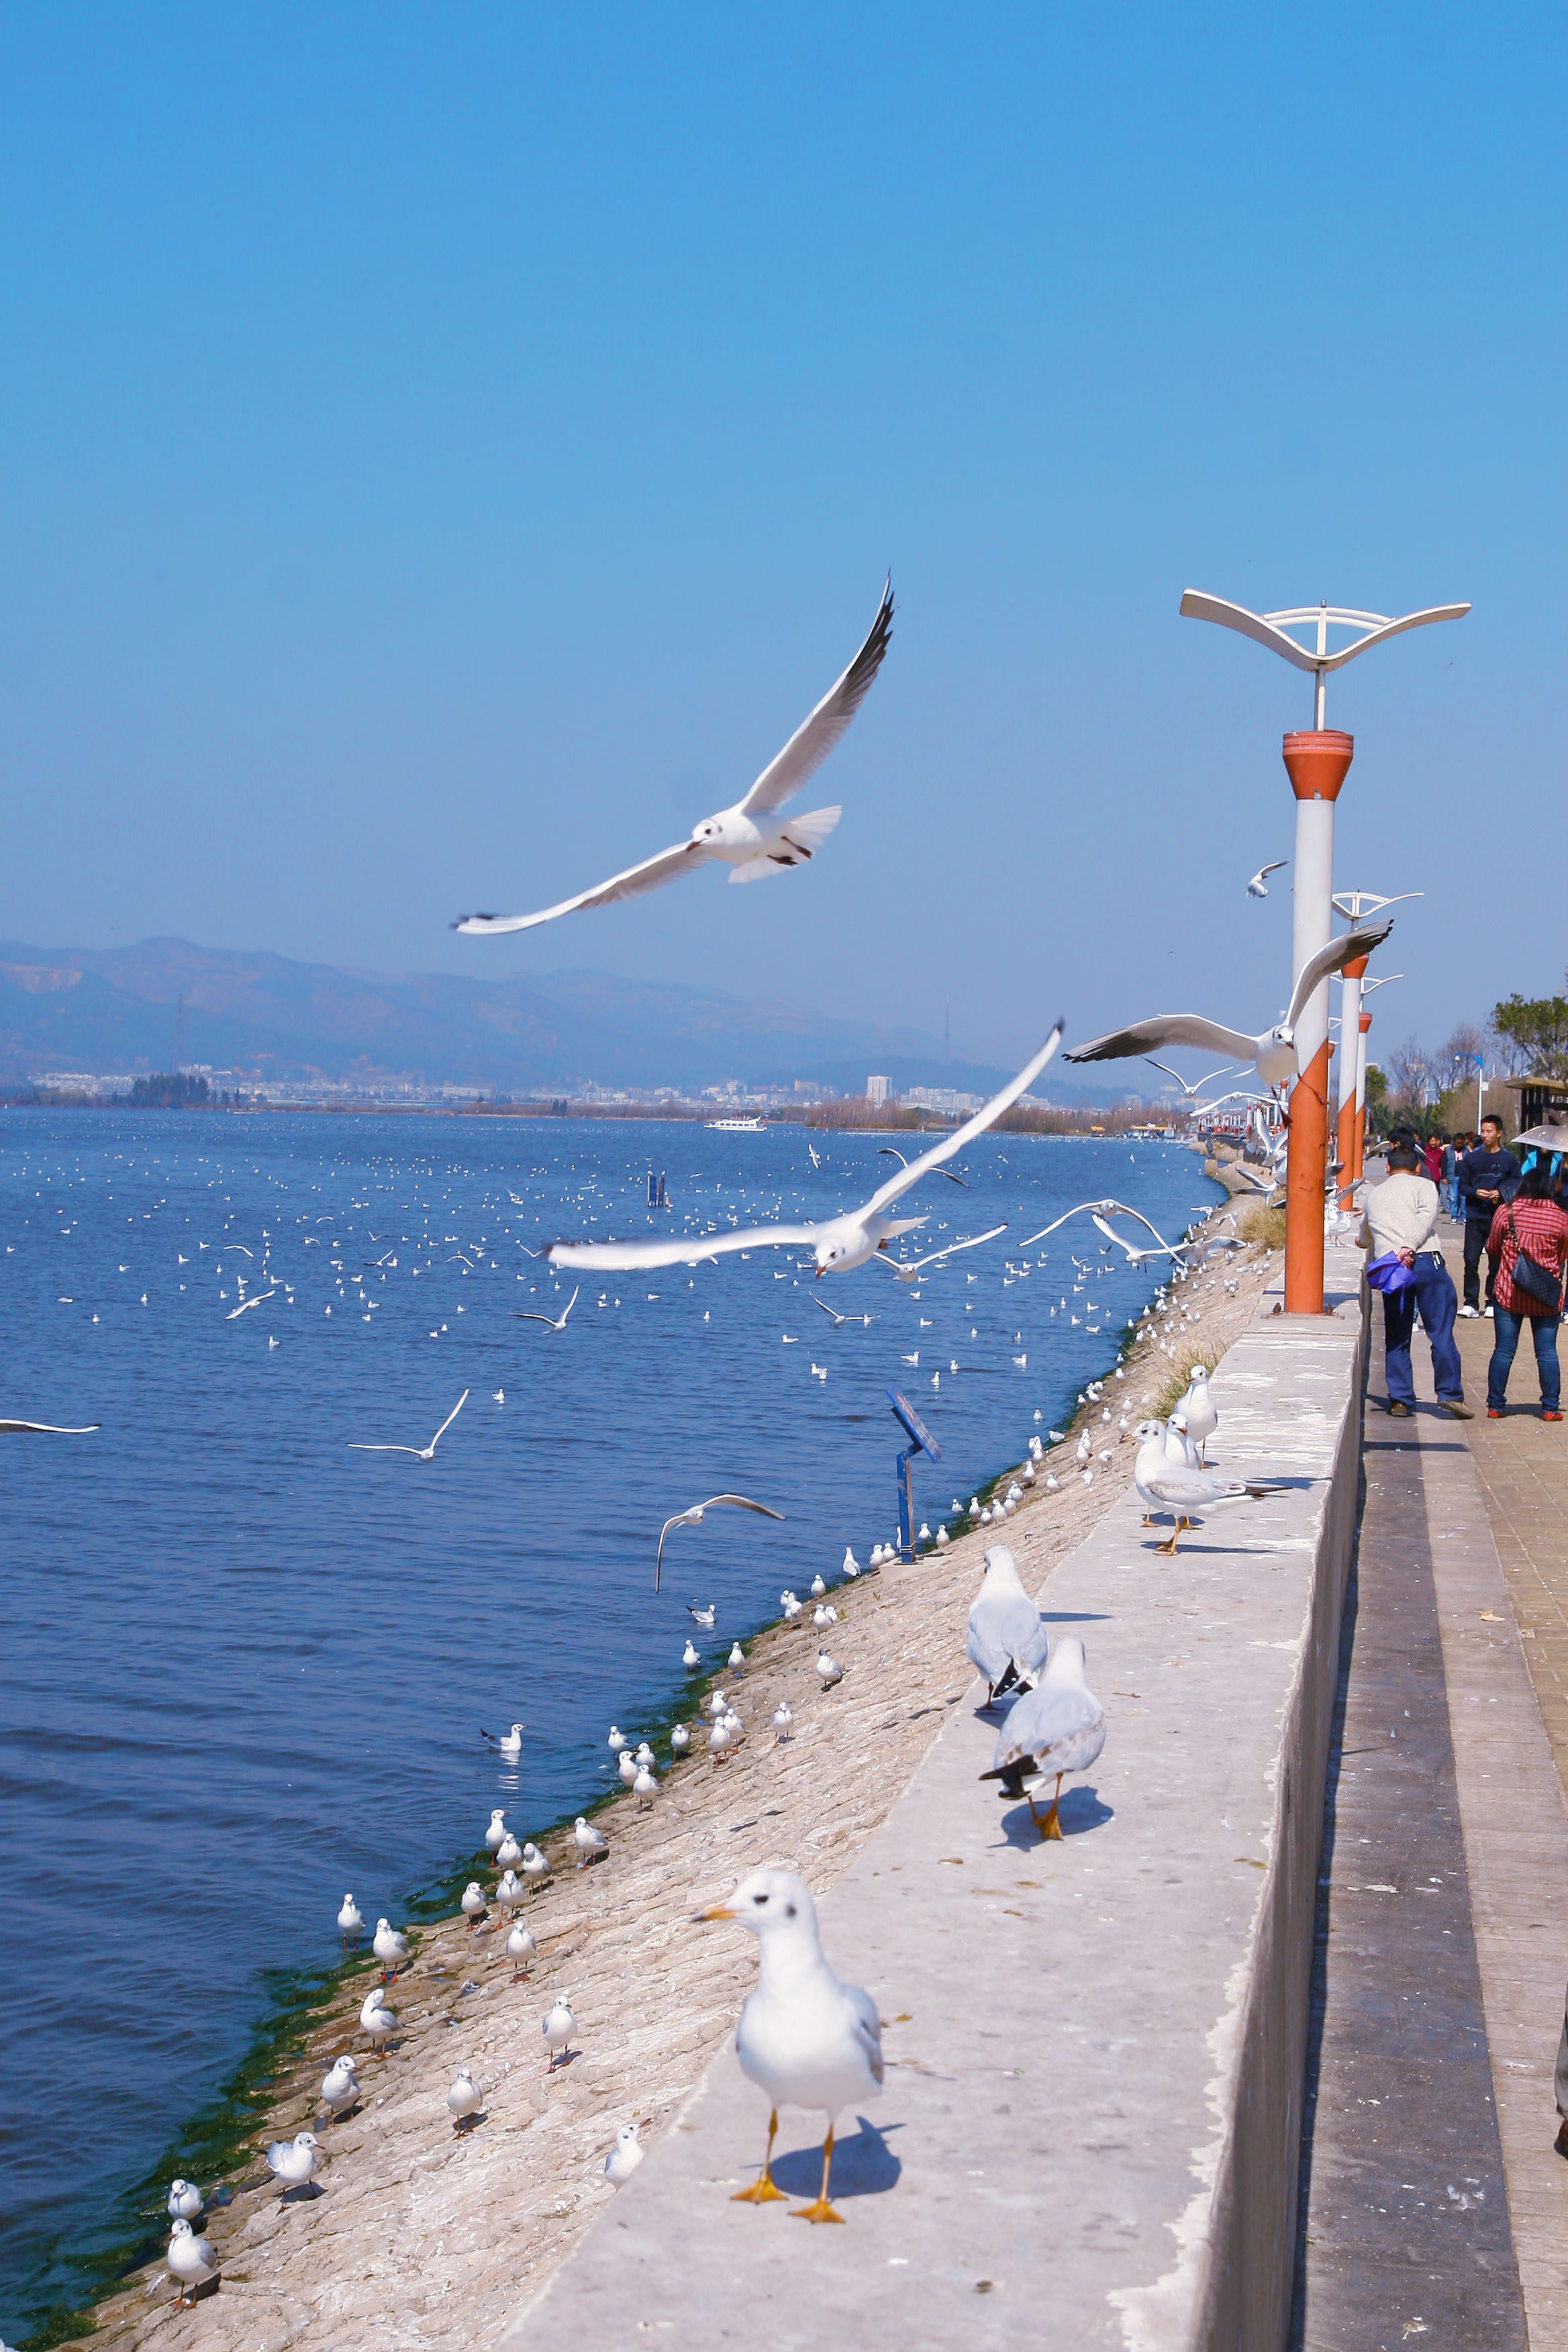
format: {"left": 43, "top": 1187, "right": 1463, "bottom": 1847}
{"left": 91, "top": 1224, "right": 1336, "bottom": 2352}
{"left": 506, "top": 1237, "right": 1369, "bottom": 2352}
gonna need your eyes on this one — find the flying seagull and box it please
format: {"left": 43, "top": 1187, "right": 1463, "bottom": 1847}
{"left": 654, "top": 1493, "right": 787, "bottom": 1591}
{"left": 1065, "top": 923, "right": 1390, "bottom": 1089}
{"left": 877, "top": 1146, "right": 966, "bottom": 1185}
{"left": 812, "top": 1296, "right": 879, "bottom": 1329}
{"left": 453, "top": 578, "right": 893, "bottom": 934}
{"left": 1246, "top": 859, "right": 1289, "bottom": 899}
{"left": 877, "top": 1223, "right": 1007, "bottom": 1282}
{"left": 226, "top": 1289, "right": 279, "bottom": 1320}
{"left": 513, "top": 1285, "right": 579, "bottom": 1333}
{"left": 542, "top": 1022, "right": 1064, "bottom": 1278}
{"left": 0, "top": 1417, "right": 100, "bottom": 1434}
{"left": 1144, "top": 1058, "right": 1244, "bottom": 1103}
{"left": 348, "top": 1391, "right": 469, "bottom": 1461}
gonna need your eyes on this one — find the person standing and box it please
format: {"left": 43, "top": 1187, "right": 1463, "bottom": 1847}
{"left": 1459, "top": 1116, "right": 1520, "bottom": 1316}
{"left": 1422, "top": 1133, "right": 1444, "bottom": 1185}
{"left": 1484, "top": 1163, "right": 1567, "bottom": 1420}
{"left": 1443, "top": 1132, "right": 1465, "bottom": 1219}
{"left": 1360, "top": 1144, "right": 1471, "bottom": 1419}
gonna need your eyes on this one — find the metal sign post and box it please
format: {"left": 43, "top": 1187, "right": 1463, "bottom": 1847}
{"left": 887, "top": 1387, "right": 941, "bottom": 1564}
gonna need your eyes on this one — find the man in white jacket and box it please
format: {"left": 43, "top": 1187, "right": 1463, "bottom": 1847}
{"left": 1360, "top": 1144, "right": 1471, "bottom": 1420}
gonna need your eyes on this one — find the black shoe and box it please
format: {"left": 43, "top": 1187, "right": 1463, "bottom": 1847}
{"left": 1387, "top": 1400, "right": 1412, "bottom": 1418}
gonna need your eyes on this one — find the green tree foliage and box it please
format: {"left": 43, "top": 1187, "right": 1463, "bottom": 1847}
{"left": 1490, "top": 979, "right": 1568, "bottom": 1079}
{"left": 124, "top": 1071, "right": 211, "bottom": 1108}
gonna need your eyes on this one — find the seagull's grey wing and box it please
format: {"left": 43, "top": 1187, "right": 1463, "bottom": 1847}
{"left": 812, "top": 1294, "right": 846, "bottom": 1324}
{"left": 1140, "top": 1469, "right": 1254, "bottom": 1507}
{"left": 993, "top": 1683, "right": 1103, "bottom": 1767}
{"left": 347, "top": 1443, "right": 420, "bottom": 1454}
{"left": 428, "top": 1391, "right": 469, "bottom": 1449}
{"left": 843, "top": 1980, "right": 885, "bottom": 2084}
{"left": 1283, "top": 920, "right": 1393, "bottom": 1032}
{"left": 0, "top": 1418, "right": 100, "bottom": 1433}
{"left": 1018, "top": 1618, "right": 1052, "bottom": 1674}
{"left": 702, "top": 1494, "right": 787, "bottom": 1522}
{"left": 544, "top": 1222, "right": 818, "bottom": 1272}
{"left": 558, "top": 1285, "right": 579, "bottom": 1324}
{"left": 453, "top": 842, "right": 707, "bottom": 934}
{"left": 881, "top": 1222, "right": 1006, "bottom": 1278}
{"left": 864, "top": 1023, "right": 1064, "bottom": 1217}
{"left": 738, "top": 577, "right": 893, "bottom": 818}
{"left": 511, "top": 1311, "right": 559, "bottom": 1325}
{"left": 1257, "top": 860, "right": 1288, "bottom": 880}
{"left": 1067, "top": 1016, "right": 1259, "bottom": 1065}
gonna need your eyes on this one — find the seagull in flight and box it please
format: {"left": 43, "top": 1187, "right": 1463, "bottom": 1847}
{"left": 877, "top": 1146, "right": 966, "bottom": 1185}
{"left": 226, "top": 1289, "right": 279, "bottom": 1320}
{"left": 542, "top": 1022, "right": 1064, "bottom": 1279}
{"left": 1246, "top": 859, "right": 1289, "bottom": 899}
{"left": 813, "top": 1295, "right": 878, "bottom": 1329}
{"left": 348, "top": 1391, "right": 468, "bottom": 1461}
{"left": 1, "top": 1416, "right": 100, "bottom": 1434}
{"left": 654, "top": 1493, "right": 786, "bottom": 1591}
{"left": 453, "top": 578, "right": 893, "bottom": 934}
{"left": 1144, "top": 1059, "right": 1245, "bottom": 1103}
{"left": 1065, "top": 924, "right": 1390, "bottom": 1089}
{"left": 513, "top": 1285, "right": 579, "bottom": 1334}
{"left": 879, "top": 1224, "right": 1007, "bottom": 1283}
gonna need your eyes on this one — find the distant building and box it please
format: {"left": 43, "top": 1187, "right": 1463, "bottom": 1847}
{"left": 902, "top": 1085, "right": 982, "bottom": 1114}
{"left": 867, "top": 1075, "right": 891, "bottom": 1106}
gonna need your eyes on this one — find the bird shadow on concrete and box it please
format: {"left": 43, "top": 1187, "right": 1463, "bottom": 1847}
{"left": 770, "top": 2115, "right": 903, "bottom": 2201}
{"left": 994, "top": 1785, "right": 1113, "bottom": 1849}
{"left": 280, "top": 2180, "right": 325, "bottom": 2206}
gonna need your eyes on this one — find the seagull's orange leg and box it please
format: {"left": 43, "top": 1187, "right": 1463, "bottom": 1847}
{"left": 1040, "top": 1771, "right": 1065, "bottom": 1841}
{"left": 791, "top": 2125, "right": 845, "bottom": 2223}
{"left": 732, "top": 2107, "right": 789, "bottom": 2204}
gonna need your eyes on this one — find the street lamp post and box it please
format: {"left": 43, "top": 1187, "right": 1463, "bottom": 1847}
{"left": 1179, "top": 591, "right": 1469, "bottom": 1312}
{"left": 1331, "top": 891, "right": 1422, "bottom": 1207}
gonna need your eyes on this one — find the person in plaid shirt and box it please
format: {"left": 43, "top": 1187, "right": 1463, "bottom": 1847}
{"left": 1484, "top": 1163, "right": 1568, "bottom": 1419}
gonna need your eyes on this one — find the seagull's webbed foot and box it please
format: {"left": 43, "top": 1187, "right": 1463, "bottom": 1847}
{"left": 1038, "top": 1771, "right": 1065, "bottom": 1841}
{"left": 732, "top": 2109, "right": 789, "bottom": 2204}
{"left": 791, "top": 2126, "right": 844, "bottom": 2223}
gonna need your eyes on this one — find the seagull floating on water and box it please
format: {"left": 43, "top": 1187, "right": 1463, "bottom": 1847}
{"left": 454, "top": 579, "right": 892, "bottom": 934}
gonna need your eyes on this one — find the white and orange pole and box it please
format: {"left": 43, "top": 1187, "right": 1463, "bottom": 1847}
{"left": 1336, "top": 957, "right": 1369, "bottom": 1208}
{"left": 1281, "top": 730, "right": 1353, "bottom": 1313}
{"left": 1353, "top": 1009, "right": 1372, "bottom": 1185}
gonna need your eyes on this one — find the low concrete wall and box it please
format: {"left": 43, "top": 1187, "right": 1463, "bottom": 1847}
{"left": 504, "top": 1240, "right": 1369, "bottom": 2352}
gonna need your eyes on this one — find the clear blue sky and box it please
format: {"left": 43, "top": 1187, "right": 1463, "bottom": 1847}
{"left": 2, "top": 4, "right": 1561, "bottom": 1076}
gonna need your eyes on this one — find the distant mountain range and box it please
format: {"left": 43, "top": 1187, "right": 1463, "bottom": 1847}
{"left": 0, "top": 936, "right": 1138, "bottom": 1103}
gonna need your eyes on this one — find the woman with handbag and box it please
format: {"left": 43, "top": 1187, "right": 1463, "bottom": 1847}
{"left": 1484, "top": 1163, "right": 1568, "bottom": 1420}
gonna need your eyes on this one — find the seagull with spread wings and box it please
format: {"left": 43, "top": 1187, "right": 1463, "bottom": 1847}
{"left": 1144, "top": 1058, "right": 1245, "bottom": 1103}
{"left": 348, "top": 1391, "right": 468, "bottom": 1462}
{"left": 1065, "top": 923, "right": 1391, "bottom": 1089}
{"left": 542, "top": 1022, "right": 1064, "bottom": 1279}
{"left": 1, "top": 1416, "right": 100, "bottom": 1434}
{"left": 654, "top": 1494, "right": 787, "bottom": 1591}
{"left": 513, "top": 1285, "right": 579, "bottom": 1334}
{"left": 453, "top": 579, "right": 893, "bottom": 935}
{"left": 1246, "top": 859, "right": 1289, "bottom": 899}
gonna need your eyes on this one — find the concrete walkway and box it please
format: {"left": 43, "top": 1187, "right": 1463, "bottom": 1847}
{"left": 1293, "top": 1228, "right": 1568, "bottom": 2350}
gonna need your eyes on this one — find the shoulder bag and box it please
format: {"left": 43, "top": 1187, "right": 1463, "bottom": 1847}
{"left": 1506, "top": 1208, "right": 1563, "bottom": 1312}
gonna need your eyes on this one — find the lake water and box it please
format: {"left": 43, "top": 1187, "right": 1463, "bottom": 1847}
{"left": 0, "top": 1110, "right": 1218, "bottom": 2335}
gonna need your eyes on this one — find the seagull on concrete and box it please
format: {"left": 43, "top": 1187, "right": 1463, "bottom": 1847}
{"left": 348, "top": 1392, "right": 467, "bottom": 1461}
{"left": 604, "top": 2120, "right": 645, "bottom": 2188}
{"left": 1065, "top": 923, "right": 1391, "bottom": 1089}
{"left": 166, "top": 2218, "right": 219, "bottom": 2306}
{"left": 699, "top": 1866, "right": 882, "bottom": 2223}
{"left": 1132, "top": 1437, "right": 1287, "bottom": 1553}
{"left": 166, "top": 2179, "right": 204, "bottom": 2222}
{"left": 654, "top": 1493, "right": 786, "bottom": 1591}
{"left": 454, "top": 579, "right": 893, "bottom": 933}
{"left": 966, "top": 1544, "right": 1051, "bottom": 1706}
{"left": 982, "top": 1635, "right": 1106, "bottom": 1839}
{"left": 320, "top": 2055, "right": 359, "bottom": 2120}
{"left": 264, "top": 2131, "right": 320, "bottom": 2196}
{"left": 1175, "top": 1365, "right": 1218, "bottom": 1462}
{"left": 543, "top": 1025, "right": 1063, "bottom": 1278}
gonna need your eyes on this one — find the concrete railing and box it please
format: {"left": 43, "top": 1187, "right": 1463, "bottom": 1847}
{"left": 505, "top": 1240, "right": 1369, "bottom": 2352}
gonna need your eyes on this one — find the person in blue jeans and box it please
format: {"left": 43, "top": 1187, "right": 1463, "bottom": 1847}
{"left": 1484, "top": 1164, "right": 1567, "bottom": 1419}
{"left": 1360, "top": 1144, "right": 1471, "bottom": 1418}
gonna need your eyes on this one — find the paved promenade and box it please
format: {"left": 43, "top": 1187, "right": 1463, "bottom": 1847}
{"left": 1293, "top": 1226, "right": 1568, "bottom": 2351}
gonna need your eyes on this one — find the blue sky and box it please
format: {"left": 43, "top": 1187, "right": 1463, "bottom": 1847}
{"left": 2, "top": 4, "right": 1561, "bottom": 1077}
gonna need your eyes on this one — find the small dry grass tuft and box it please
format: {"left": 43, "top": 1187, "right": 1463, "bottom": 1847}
{"left": 1234, "top": 1197, "right": 1287, "bottom": 1250}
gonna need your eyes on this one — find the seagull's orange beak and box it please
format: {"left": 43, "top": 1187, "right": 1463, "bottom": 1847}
{"left": 694, "top": 1904, "right": 736, "bottom": 1922}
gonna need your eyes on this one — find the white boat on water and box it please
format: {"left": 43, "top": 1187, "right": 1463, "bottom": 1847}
{"left": 707, "top": 1114, "right": 769, "bottom": 1132}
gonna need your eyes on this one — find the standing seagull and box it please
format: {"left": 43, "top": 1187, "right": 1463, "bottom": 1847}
{"left": 166, "top": 2218, "right": 219, "bottom": 2307}
{"left": 699, "top": 1867, "right": 882, "bottom": 2222}
{"left": 513, "top": 1287, "right": 579, "bottom": 1334}
{"left": 1065, "top": 923, "right": 1391, "bottom": 1090}
{"left": 966, "top": 1545, "right": 1051, "bottom": 1707}
{"left": 454, "top": 579, "right": 893, "bottom": 933}
{"left": 544, "top": 1024, "right": 1064, "bottom": 1278}
{"left": 982, "top": 1636, "right": 1106, "bottom": 1839}
{"left": 1246, "top": 859, "right": 1289, "bottom": 899}
{"left": 654, "top": 1493, "right": 786, "bottom": 1592}
{"left": 348, "top": 1392, "right": 467, "bottom": 1461}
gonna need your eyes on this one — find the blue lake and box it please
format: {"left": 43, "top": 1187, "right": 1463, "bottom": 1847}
{"left": 0, "top": 1109, "right": 1218, "bottom": 2333}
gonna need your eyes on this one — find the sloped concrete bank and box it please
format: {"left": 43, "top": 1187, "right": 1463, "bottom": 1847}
{"left": 506, "top": 1238, "right": 1369, "bottom": 2352}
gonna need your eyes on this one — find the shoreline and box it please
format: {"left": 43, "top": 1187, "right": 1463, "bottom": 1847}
{"left": 72, "top": 1203, "right": 1275, "bottom": 2352}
